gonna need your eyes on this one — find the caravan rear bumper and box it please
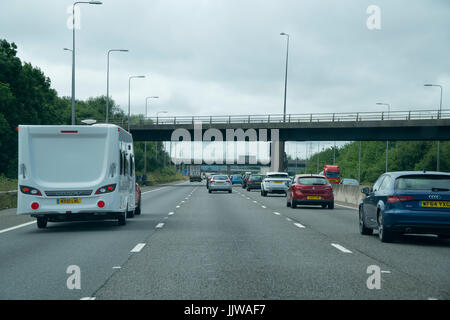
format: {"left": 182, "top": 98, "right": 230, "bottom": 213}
{"left": 17, "top": 192, "right": 124, "bottom": 216}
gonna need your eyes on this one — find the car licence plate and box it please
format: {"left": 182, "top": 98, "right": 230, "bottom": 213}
{"left": 307, "top": 196, "right": 322, "bottom": 200}
{"left": 216, "top": 182, "right": 224, "bottom": 184}
{"left": 57, "top": 198, "right": 81, "bottom": 205}
{"left": 421, "top": 201, "right": 450, "bottom": 208}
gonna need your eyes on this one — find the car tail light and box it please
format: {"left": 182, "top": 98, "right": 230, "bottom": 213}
{"left": 20, "top": 185, "right": 42, "bottom": 196}
{"left": 31, "top": 202, "right": 39, "bottom": 210}
{"left": 95, "top": 184, "right": 116, "bottom": 194}
{"left": 226, "top": 180, "right": 231, "bottom": 183}
{"left": 97, "top": 201, "right": 105, "bottom": 208}
{"left": 248, "top": 180, "right": 252, "bottom": 184}
{"left": 210, "top": 180, "right": 215, "bottom": 183}
{"left": 387, "top": 195, "right": 414, "bottom": 203}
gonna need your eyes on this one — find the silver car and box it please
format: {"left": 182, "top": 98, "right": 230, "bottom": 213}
{"left": 208, "top": 175, "right": 232, "bottom": 193}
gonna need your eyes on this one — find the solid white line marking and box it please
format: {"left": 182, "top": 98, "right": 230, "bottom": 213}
{"left": 142, "top": 187, "right": 167, "bottom": 194}
{"left": 0, "top": 221, "right": 35, "bottom": 234}
{"left": 331, "top": 243, "right": 352, "bottom": 253}
{"left": 286, "top": 217, "right": 292, "bottom": 222}
{"left": 273, "top": 212, "right": 280, "bottom": 216}
{"left": 131, "top": 243, "right": 146, "bottom": 253}
{"left": 176, "top": 205, "right": 180, "bottom": 208}
{"left": 168, "top": 212, "right": 174, "bottom": 216}
{"left": 112, "top": 266, "right": 121, "bottom": 269}
{"left": 80, "top": 297, "right": 96, "bottom": 300}
{"left": 156, "top": 223, "right": 165, "bottom": 229}
{"left": 428, "top": 297, "right": 439, "bottom": 300}
{"left": 253, "top": 201, "right": 257, "bottom": 203}
{"left": 294, "top": 223, "right": 305, "bottom": 229}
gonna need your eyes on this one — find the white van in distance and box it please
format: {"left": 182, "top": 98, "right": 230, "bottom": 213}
{"left": 17, "top": 124, "right": 136, "bottom": 228}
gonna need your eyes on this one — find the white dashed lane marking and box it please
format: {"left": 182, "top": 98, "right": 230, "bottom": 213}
{"left": 130, "top": 243, "right": 146, "bottom": 253}
{"left": 331, "top": 243, "right": 352, "bottom": 254}
{"left": 293, "top": 223, "right": 305, "bottom": 229}
{"left": 156, "top": 223, "right": 165, "bottom": 229}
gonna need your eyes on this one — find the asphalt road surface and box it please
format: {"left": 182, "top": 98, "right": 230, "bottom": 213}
{"left": 1, "top": 181, "right": 449, "bottom": 300}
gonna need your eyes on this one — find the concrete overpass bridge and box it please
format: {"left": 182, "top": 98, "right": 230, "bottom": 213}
{"left": 110, "top": 109, "right": 450, "bottom": 171}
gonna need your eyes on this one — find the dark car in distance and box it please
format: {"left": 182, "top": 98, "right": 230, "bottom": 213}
{"left": 246, "top": 174, "right": 265, "bottom": 191}
{"left": 287, "top": 174, "right": 334, "bottom": 209}
{"left": 359, "top": 171, "right": 450, "bottom": 243}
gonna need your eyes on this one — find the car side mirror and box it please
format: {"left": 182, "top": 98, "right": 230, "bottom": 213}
{"left": 361, "top": 187, "right": 370, "bottom": 195}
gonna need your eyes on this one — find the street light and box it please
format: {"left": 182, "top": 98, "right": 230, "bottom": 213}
{"left": 128, "top": 75, "right": 146, "bottom": 131}
{"left": 145, "top": 96, "right": 159, "bottom": 118}
{"left": 70, "top": 1, "right": 103, "bottom": 125}
{"left": 377, "top": 102, "right": 391, "bottom": 172}
{"left": 424, "top": 84, "right": 443, "bottom": 171}
{"left": 106, "top": 49, "right": 129, "bottom": 123}
{"left": 143, "top": 97, "right": 160, "bottom": 175}
{"left": 155, "top": 111, "right": 168, "bottom": 167}
{"left": 280, "top": 32, "right": 290, "bottom": 122}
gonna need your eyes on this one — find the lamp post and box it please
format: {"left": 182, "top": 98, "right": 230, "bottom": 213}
{"left": 155, "top": 111, "right": 168, "bottom": 166}
{"left": 280, "top": 32, "right": 290, "bottom": 122}
{"left": 377, "top": 102, "right": 391, "bottom": 172}
{"left": 424, "top": 84, "right": 443, "bottom": 171}
{"left": 143, "top": 97, "right": 160, "bottom": 175}
{"left": 128, "top": 75, "right": 145, "bottom": 132}
{"left": 70, "top": 1, "right": 102, "bottom": 125}
{"left": 106, "top": 49, "right": 129, "bottom": 123}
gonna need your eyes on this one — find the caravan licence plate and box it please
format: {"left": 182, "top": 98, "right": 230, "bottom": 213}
{"left": 57, "top": 198, "right": 81, "bottom": 205}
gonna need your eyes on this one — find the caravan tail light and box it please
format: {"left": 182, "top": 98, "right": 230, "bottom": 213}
{"left": 97, "top": 201, "right": 105, "bottom": 208}
{"left": 95, "top": 184, "right": 116, "bottom": 194}
{"left": 31, "top": 202, "right": 39, "bottom": 210}
{"left": 20, "top": 186, "right": 42, "bottom": 196}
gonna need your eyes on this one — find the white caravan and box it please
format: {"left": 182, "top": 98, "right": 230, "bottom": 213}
{"left": 17, "top": 124, "right": 136, "bottom": 228}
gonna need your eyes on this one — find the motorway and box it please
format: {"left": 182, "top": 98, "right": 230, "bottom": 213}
{"left": 0, "top": 181, "right": 449, "bottom": 300}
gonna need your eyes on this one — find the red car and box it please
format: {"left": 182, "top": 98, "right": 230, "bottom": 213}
{"left": 287, "top": 174, "right": 334, "bottom": 209}
{"left": 135, "top": 183, "right": 142, "bottom": 215}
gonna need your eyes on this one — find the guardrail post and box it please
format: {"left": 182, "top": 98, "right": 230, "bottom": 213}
{"left": 174, "top": 117, "right": 176, "bottom": 125}
{"left": 268, "top": 114, "right": 270, "bottom": 123}
{"left": 210, "top": 116, "right": 212, "bottom": 124}
{"left": 381, "top": 112, "right": 383, "bottom": 121}
{"left": 228, "top": 115, "right": 231, "bottom": 124}
{"left": 332, "top": 113, "right": 335, "bottom": 122}
{"left": 356, "top": 113, "right": 359, "bottom": 122}
{"left": 310, "top": 114, "right": 312, "bottom": 122}
{"left": 248, "top": 115, "right": 250, "bottom": 123}
{"left": 288, "top": 114, "right": 291, "bottom": 122}
{"left": 408, "top": 111, "right": 411, "bottom": 120}
{"left": 192, "top": 116, "right": 194, "bottom": 124}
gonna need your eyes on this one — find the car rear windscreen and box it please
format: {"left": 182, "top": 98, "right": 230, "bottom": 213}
{"left": 395, "top": 175, "right": 450, "bottom": 191}
{"left": 249, "top": 175, "right": 264, "bottom": 181}
{"left": 298, "top": 177, "right": 328, "bottom": 185}
{"left": 268, "top": 174, "right": 288, "bottom": 178}
{"left": 213, "top": 176, "right": 229, "bottom": 180}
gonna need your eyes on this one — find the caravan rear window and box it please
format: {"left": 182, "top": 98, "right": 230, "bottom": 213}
{"left": 30, "top": 133, "right": 107, "bottom": 183}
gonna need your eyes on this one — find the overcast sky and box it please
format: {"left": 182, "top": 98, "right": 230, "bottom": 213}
{"left": 1, "top": 0, "right": 449, "bottom": 159}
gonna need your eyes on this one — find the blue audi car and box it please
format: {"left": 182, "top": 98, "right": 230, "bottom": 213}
{"left": 359, "top": 171, "right": 450, "bottom": 243}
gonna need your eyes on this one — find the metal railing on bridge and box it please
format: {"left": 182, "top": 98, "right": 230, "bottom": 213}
{"left": 110, "top": 109, "right": 450, "bottom": 127}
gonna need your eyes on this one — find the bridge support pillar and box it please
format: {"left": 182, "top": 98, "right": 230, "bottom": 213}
{"left": 270, "top": 140, "right": 286, "bottom": 172}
